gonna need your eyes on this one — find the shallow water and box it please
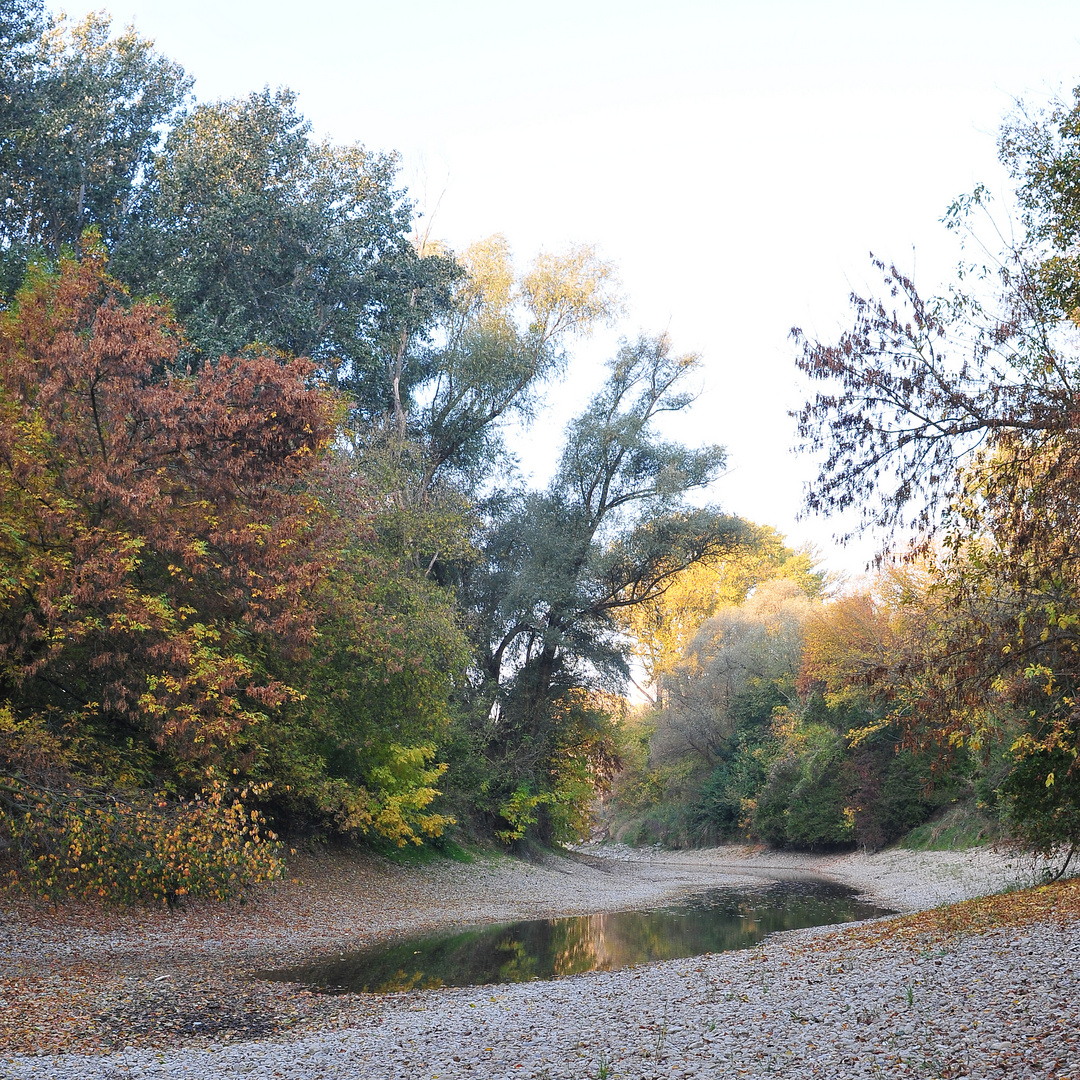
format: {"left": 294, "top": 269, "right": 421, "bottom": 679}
{"left": 258, "top": 879, "right": 893, "bottom": 993}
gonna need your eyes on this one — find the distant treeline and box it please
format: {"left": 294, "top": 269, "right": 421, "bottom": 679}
{"left": 607, "top": 568, "right": 1000, "bottom": 854}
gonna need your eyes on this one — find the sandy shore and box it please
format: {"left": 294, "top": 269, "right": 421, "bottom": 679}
{"left": 2, "top": 842, "right": 1076, "bottom": 1077}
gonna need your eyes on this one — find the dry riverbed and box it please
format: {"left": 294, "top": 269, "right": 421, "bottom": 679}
{"left": 2, "top": 842, "right": 1077, "bottom": 1078}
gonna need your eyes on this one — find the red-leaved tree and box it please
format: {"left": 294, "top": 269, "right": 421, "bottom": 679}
{"left": 0, "top": 240, "right": 336, "bottom": 900}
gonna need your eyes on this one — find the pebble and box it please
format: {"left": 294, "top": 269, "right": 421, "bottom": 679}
{"left": 7, "top": 914, "right": 1078, "bottom": 1079}
{"left": 3, "top": 844, "right": 1075, "bottom": 1078}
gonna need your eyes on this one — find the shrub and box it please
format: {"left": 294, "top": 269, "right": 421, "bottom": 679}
{"left": 0, "top": 774, "right": 283, "bottom": 905}
{"left": 999, "top": 749, "right": 1080, "bottom": 868}
{"left": 752, "top": 723, "right": 856, "bottom": 849}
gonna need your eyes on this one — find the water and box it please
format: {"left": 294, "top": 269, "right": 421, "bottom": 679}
{"left": 258, "top": 879, "right": 893, "bottom": 993}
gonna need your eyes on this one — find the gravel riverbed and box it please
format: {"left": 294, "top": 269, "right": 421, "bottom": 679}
{"left": 3, "top": 843, "right": 1077, "bottom": 1078}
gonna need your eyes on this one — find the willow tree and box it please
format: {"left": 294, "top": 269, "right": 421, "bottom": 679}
{"left": 453, "top": 333, "right": 747, "bottom": 843}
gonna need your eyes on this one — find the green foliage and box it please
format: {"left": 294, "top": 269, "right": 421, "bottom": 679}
{"left": 849, "top": 741, "right": 929, "bottom": 849}
{"left": 689, "top": 737, "right": 768, "bottom": 843}
{"left": 258, "top": 466, "right": 470, "bottom": 847}
{"left": 752, "top": 721, "right": 856, "bottom": 850}
{"left": 0, "top": 9, "right": 189, "bottom": 270}
{"left": 606, "top": 564, "right": 958, "bottom": 852}
{"left": 115, "top": 87, "right": 455, "bottom": 376}
{"left": 0, "top": 3, "right": 760, "bottom": 867}
{"left": 450, "top": 334, "right": 742, "bottom": 845}
{"left": 998, "top": 749, "right": 1080, "bottom": 859}
{"left": 901, "top": 802, "right": 1001, "bottom": 851}
{"left": 495, "top": 784, "right": 556, "bottom": 844}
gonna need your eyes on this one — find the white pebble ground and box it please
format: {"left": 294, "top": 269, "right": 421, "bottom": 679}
{"left": 5, "top": 844, "right": 1077, "bottom": 1079}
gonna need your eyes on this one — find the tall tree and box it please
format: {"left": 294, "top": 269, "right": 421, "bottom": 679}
{"left": 115, "top": 88, "right": 454, "bottom": 374}
{"left": 622, "top": 525, "right": 825, "bottom": 703}
{"left": 414, "top": 235, "right": 622, "bottom": 488}
{"left": 352, "top": 234, "right": 622, "bottom": 586}
{"left": 0, "top": 1, "right": 46, "bottom": 252}
{"left": 455, "top": 333, "right": 745, "bottom": 841}
{"left": 0, "top": 9, "right": 189, "bottom": 276}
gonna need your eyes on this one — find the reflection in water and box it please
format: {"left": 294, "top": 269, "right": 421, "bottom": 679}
{"left": 258, "top": 879, "right": 892, "bottom": 994}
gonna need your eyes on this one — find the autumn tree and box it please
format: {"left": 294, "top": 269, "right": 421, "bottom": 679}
{"left": 653, "top": 579, "right": 815, "bottom": 768}
{"left": 623, "top": 526, "right": 825, "bottom": 704}
{"left": 793, "top": 88, "right": 1080, "bottom": 863}
{"left": 0, "top": 242, "right": 341, "bottom": 898}
{"left": 606, "top": 561, "right": 971, "bottom": 851}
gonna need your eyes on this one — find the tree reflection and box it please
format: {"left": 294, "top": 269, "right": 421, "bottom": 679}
{"left": 260, "top": 881, "right": 892, "bottom": 993}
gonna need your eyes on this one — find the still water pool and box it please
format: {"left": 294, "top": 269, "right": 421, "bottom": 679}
{"left": 258, "top": 879, "right": 893, "bottom": 993}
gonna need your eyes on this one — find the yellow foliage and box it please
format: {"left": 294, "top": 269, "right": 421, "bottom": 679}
{"left": 0, "top": 772, "right": 282, "bottom": 905}
{"left": 623, "top": 524, "right": 824, "bottom": 689}
{"left": 322, "top": 743, "right": 455, "bottom": 847}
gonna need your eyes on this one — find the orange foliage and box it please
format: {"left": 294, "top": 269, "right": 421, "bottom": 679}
{"left": 0, "top": 240, "right": 336, "bottom": 767}
{"left": 833, "top": 875, "right": 1080, "bottom": 951}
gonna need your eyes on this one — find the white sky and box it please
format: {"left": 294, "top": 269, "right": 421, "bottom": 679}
{"left": 54, "top": 0, "right": 1080, "bottom": 579}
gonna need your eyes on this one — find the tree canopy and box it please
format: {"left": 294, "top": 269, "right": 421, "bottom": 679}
{"left": 0, "top": 7, "right": 753, "bottom": 897}
{"left": 0, "top": 5, "right": 189, "bottom": 276}
{"left": 792, "top": 87, "right": 1080, "bottom": 867}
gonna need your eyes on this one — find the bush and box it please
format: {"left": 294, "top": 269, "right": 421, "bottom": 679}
{"left": 689, "top": 739, "right": 767, "bottom": 844}
{"left": 0, "top": 775, "right": 283, "bottom": 905}
{"left": 998, "top": 749, "right": 1080, "bottom": 863}
{"left": 752, "top": 724, "right": 856, "bottom": 849}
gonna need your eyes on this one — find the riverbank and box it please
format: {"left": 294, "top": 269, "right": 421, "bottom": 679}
{"left": 2, "top": 843, "right": 1076, "bottom": 1077}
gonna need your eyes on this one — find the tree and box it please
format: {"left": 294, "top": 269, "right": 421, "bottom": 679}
{"left": 0, "top": 241, "right": 333, "bottom": 751}
{"left": 454, "top": 333, "right": 743, "bottom": 842}
{"left": 0, "top": 9, "right": 189, "bottom": 276}
{"left": 652, "top": 579, "right": 815, "bottom": 768}
{"left": 0, "top": 2, "right": 46, "bottom": 286}
{"left": 115, "top": 88, "right": 454, "bottom": 374}
{"left": 792, "top": 87, "right": 1080, "bottom": 544}
{"left": 351, "top": 236, "right": 622, "bottom": 571}
{"left": 795, "top": 569, "right": 972, "bottom": 850}
{"left": 413, "top": 235, "right": 622, "bottom": 489}
{"left": 0, "top": 243, "right": 336, "bottom": 898}
{"left": 605, "top": 566, "right": 954, "bottom": 851}
{"left": 793, "top": 87, "right": 1080, "bottom": 860}
{"left": 263, "top": 457, "right": 468, "bottom": 847}
{"left": 622, "top": 525, "right": 825, "bottom": 703}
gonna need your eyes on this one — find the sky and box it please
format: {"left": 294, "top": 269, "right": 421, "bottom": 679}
{"left": 52, "top": 0, "right": 1080, "bottom": 579}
